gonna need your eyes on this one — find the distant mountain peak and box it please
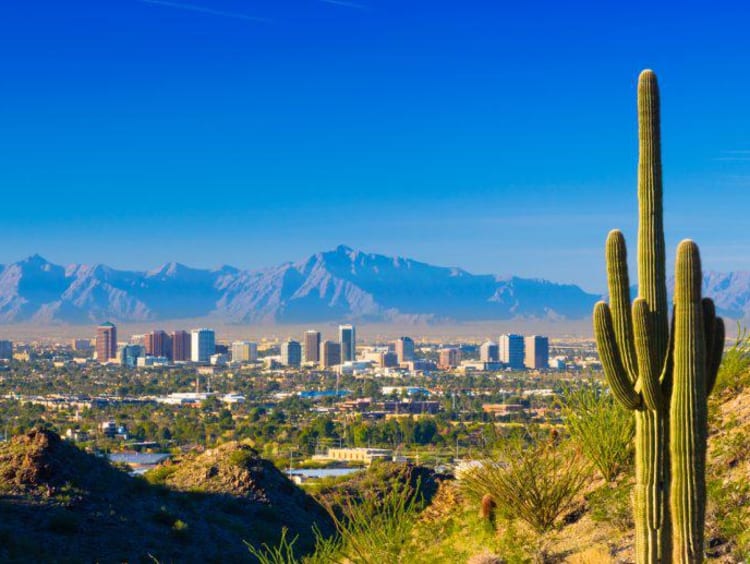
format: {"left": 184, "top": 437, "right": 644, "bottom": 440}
{"left": 20, "top": 254, "right": 51, "bottom": 266}
{"left": 334, "top": 244, "right": 354, "bottom": 254}
{"left": 0, "top": 249, "right": 673, "bottom": 325}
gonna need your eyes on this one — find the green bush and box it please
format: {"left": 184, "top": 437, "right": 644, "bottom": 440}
{"left": 586, "top": 480, "right": 633, "bottom": 530}
{"left": 560, "top": 383, "right": 634, "bottom": 481}
{"left": 229, "top": 448, "right": 256, "bottom": 469}
{"left": 707, "top": 477, "right": 750, "bottom": 559}
{"left": 247, "top": 481, "right": 421, "bottom": 563}
{"left": 144, "top": 464, "right": 178, "bottom": 485}
{"left": 461, "top": 432, "right": 590, "bottom": 533}
{"left": 714, "top": 324, "right": 750, "bottom": 395}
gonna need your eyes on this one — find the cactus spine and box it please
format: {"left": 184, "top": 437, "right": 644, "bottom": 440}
{"left": 593, "top": 70, "right": 724, "bottom": 564}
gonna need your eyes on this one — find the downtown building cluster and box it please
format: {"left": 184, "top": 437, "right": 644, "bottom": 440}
{"left": 436, "top": 334, "right": 549, "bottom": 371}
{"left": 95, "top": 322, "right": 217, "bottom": 367}
{"left": 92, "top": 321, "right": 549, "bottom": 373}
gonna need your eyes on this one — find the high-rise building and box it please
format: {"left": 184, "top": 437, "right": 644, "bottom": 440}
{"left": 382, "top": 351, "right": 399, "bottom": 368}
{"left": 145, "top": 330, "right": 172, "bottom": 360}
{"left": 479, "top": 340, "right": 499, "bottom": 363}
{"left": 117, "top": 344, "right": 143, "bottom": 368}
{"left": 281, "top": 340, "right": 302, "bottom": 367}
{"left": 499, "top": 334, "right": 525, "bottom": 369}
{"left": 96, "top": 322, "right": 117, "bottom": 363}
{"left": 304, "top": 330, "right": 321, "bottom": 363}
{"left": 393, "top": 336, "right": 415, "bottom": 363}
{"left": 129, "top": 334, "right": 146, "bottom": 346}
{"left": 171, "top": 330, "right": 191, "bottom": 362}
{"left": 320, "top": 340, "right": 341, "bottom": 369}
{"left": 0, "top": 340, "right": 12, "bottom": 360}
{"left": 232, "top": 341, "right": 258, "bottom": 363}
{"left": 339, "top": 324, "right": 356, "bottom": 362}
{"left": 191, "top": 329, "right": 215, "bottom": 363}
{"left": 438, "top": 347, "right": 461, "bottom": 369}
{"left": 524, "top": 335, "right": 549, "bottom": 370}
{"left": 71, "top": 339, "right": 92, "bottom": 352}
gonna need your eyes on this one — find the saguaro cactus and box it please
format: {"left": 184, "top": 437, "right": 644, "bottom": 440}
{"left": 593, "top": 70, "right": 724, "bottom": 564}
{"left": 671, "top": 241, "right": 724, "bottom": 563}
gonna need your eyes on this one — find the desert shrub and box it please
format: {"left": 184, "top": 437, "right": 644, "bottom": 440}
{"left": 586, "top": 480, "right": 633, "bottom": 530}
{"left": 247, "top": 527, "right": 299, "bottom": 564}
{"left": 560, "top": 383, "right": 634, "bottom": 481}
{"left": 247, "top": 481, "right": 421, "bottom": 563}
{"left": 144, "top": 464, "right": 177, "bottom": 485}
{"left": 325, "top": 481, "right": 420, "bottom": 563}
{"left": 229, "top": 448, "right": 256, "bottom": 469}
{"left": 461, "top": 432, "right": 590, "bottom": 533}
{"left": 707, "top": 477, "right": 750, "bottom": 559}
{"left": 714, "top": 324, "right": 750, "bottom": 395}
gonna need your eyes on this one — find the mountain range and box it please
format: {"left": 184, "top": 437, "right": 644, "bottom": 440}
{"left": 0, "top": 245, "right": 748, "bottom": 325}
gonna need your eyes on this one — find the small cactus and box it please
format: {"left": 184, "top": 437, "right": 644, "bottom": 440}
{"left": 593, "top": 70, "right": 724, "bottom": 563}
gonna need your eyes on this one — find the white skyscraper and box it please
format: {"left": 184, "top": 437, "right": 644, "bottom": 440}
{"left": 191, "top": 329, "right": 216, "bottom": 363}
{"left": 339, "top": 324, "right": 356, "bottom": 362}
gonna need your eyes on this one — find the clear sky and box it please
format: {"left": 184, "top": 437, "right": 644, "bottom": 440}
{"left": 0, "top": 0, "right": 748, "bottom": 292}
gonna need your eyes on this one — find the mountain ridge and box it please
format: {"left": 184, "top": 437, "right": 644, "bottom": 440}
{"left": 0, "top": 246, "right": 747, "bottom": 325}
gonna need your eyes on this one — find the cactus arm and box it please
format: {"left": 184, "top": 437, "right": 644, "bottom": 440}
{"left": 701, "top": 298, "right": 724, "bottom": 396}
{"left": 637, "top": 70, "right": 669, "bottom": 370}
{"left": 607, "top": 229, "right": 639, "bottom": 381}
{"left": 702, "top": 298, "right": 716, "bottom": 349}
{"left": 670, "top": 240, "right": 708, "bottom": 563}
{"left": 660, "top": 306, "right": 676, "bottom": 401}
{"left": 706, "top": 317, "right": 725, "bottom": 396}
{"left": 634, "top": 298, "right": 663, "bottom": 410}
{"left": 594, "top": 301, "right": 642, "bottom": 410}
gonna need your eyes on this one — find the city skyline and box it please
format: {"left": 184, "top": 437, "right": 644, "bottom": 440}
{"left": 1, "top": 2, "right": 749, "bottom": 290}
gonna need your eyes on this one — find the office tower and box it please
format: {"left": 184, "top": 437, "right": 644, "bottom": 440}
{"left": 524, "top": 335, "right": 549, "bottom": 370}
{"left": 382, "top": 351, "right": 399, "bottom": 368}
{"left": 393, "top": 336, "right": 415, "bottom": 363}
{"left": 231, "top": 341, "right": 258, "bottom": 363}
{"left": 499, "top": 334, "right": 525, "bottom": 369}
{"left": 118, "top": 344, "right": 143, "bottom": 368}
{"left": 71, "top": 339, "right": 92, "bottom": 352}
{"left": 338, "top": 324, "right": 356, "bottom": 362}
{"left": 145, "top": 330, "right": 172, "bottom": 360}
{"left": 479, "top": 340, "right": 499, "bottom": 363}
{"left": 320, "top": 340, "right": 341, "bottom": 369}
{"left": 0, "top": 340, "right": 12, "bottom": 360}
{"left": 438, "top": 348, "right": 461, "bottom": 369}
{"left": 171, "top": 330, "right": 191, "bottom": 362}
{"left": 191, "top": 329, "right": 215, "bottom": 363}
{"left": 281, "top": 339, "right": 302, "bottom": 367}
{"left": 304, "top": 330, "right": 321, "bottom": 363}
{"left": 129, "top": 334, "right": 146, "bottom": 346}
{"left": 96, "top": 322, "right": 117, "bottom": 363}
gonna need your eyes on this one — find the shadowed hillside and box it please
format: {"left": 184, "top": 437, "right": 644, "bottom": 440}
{"left": 0, "top": 429, "right": 332, "bottom": 562}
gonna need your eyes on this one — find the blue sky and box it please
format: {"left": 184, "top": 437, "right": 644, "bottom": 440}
{"left": 0, "top": 1, "right": 748, "bottom": 292}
